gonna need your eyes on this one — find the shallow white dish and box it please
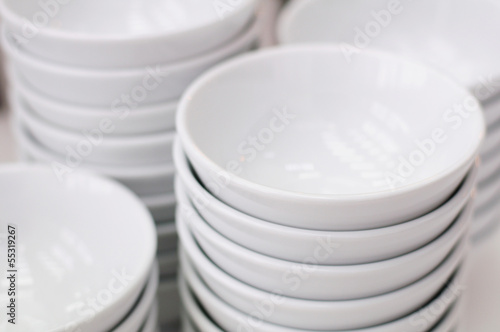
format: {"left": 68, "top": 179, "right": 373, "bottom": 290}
{"left": 157, "top": 221, "right": 178, "bottom": 253}
{"left": 175, "top": 141, "right": 476, "bottom": 264}
{"left": 142, "top": 302, "right": 158, "bottom": 332}
{"left": 14, "top": 121, "right": 174, "bottom": 197}
{"left": 13, "top": 75, "right": 178, "bottom": 135}
{"left": 13, "top": 93, "right": 175, "bottom": 166}
{"left": 178, "top": 214, "right": 467, "bottom": 331}
{"left": 177, "top": 175, "right": 471, "bottom": 301}
{"left": 158, "top": 278, "right": 181, "bottom": 327}
{"left": 177, "top": 45, "right": 485, "bottom": 231}
{"left": 142, "top": 192, "right": 176, "bottom": 222}
{"left": 0, "top": 0, "right": 257, "bottom": 68}
{"left": 0, "top": 164, "right": 156, "bottom": 332}
{"left": 158, "top": 249, "right": 179, "bottom": 277}
{"left": 113, "top": 265, "right": 159, "bottom": 332}
{"left": 2, "top": 19, "right": 258, "bottom": 106}
{"left": 179, "top": 241, "right": 466, "bottom": 332}
{"left": 278, "top": 0, "right": 500, "bottom": 99}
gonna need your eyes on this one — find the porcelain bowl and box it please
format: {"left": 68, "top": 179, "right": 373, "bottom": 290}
{"left": 176, "top": 46, "right": 485, "bottom": 231}
{"left": 0, "top": 164, "right": 156, "bottom": 332}
{"left": 277, "top": 0, "right": 500, "bottom": 95}
{"left": 0, "top": 0, "right": 257, "bottom": 68}
{"left": 177, "top": 186, "right": 471, "bottom": 301}
{"left": 14, "top": 121, "right": 174, "bottom": 197}
{"left": 178, "top": 211, "right": 467, "bottom": 331}
{"left": 13, "top": 92, "right": 176, "bottom": 166}
{"left": 12, "top": 75, "right": 177, "bottom": 135}
{"left": 1, "top": 19, "right": 258, "bottom": 106}
{"left": 175, "top": 140, "right": 477, "bottom": 265}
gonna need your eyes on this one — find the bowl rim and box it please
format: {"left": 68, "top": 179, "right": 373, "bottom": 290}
{"left": 174, "top": 139, "right": 477, "bottom": 237}
{"left": 1, "top": 19, "right": 259, "bottom": 77}
{"left": 176, "top": 178, "right": 471, "bottom": 273}
{"left": 176, "top": 45, "right": 486, "bottom": 202}
{"left": 0, "top": 0, "right": 257, "bottom": 42}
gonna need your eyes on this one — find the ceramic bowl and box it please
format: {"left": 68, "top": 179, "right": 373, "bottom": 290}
{"left": 1, "top": 19, "right": 258, "bottom": 106}
{"left": 142, "top": 303, "right": 159, "bottom": 332}
{"left": 277, "top": 0, "right": 500, "bottom": 97}
{"left": 157, "top": 221, "right": 178, "bottom": 253}
{"left": 158, "top": 278, "right": 181, "bottom": 327}
{"left": 177, "top": 173, "right": 471, "bottom": 301}
{"left": 178, "top": 211, "right": 467, "bottom": 331}
{"left": 175, "top": 140, "right": 477, "bottom": 264}
{"left": 179, "top": 243, "right": 466, "bottom": 332}
{"left": 142, "top": 192, "right": 176, "bottom": 222}
{"left": 13, "top": 92, "right": 176, "bottom": 166}
{"left": 177, "top": 45, "right": 485, "bottom": 231}
{"left": 0, "top": 0, "right": 257, "bottom": 68}
{"left": 113, "top": 265, "right": 159, "bottom": 332}
{"left": 12, "top": 75, "right": 178, "bottom": 135}
{"left": 14, "top": 121, "right": 174, "bottom": 197}
{"left": 0, "top": 164, "right": 156, "bottom": 332}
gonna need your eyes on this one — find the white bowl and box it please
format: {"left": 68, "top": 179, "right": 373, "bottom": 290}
{"left": 158, "top": 278, "right": 181, "bottom": 327}
{"left": 142, "top": 303, "right": 159, "bottom": 332}
{"left": 2, "top": 19, "right": 259, "bottom": 106}
{"left": 175, "top": 140, "right": 477, "bottom": 264}
{"left": 12, "top": 75, "right": 178, "bottom": 135}
{"left": 177, "top": 45, "right": 485, "bottom": 231}
{"left": 13, "top": 92, "right": 176, "bottom": 166}
{"left": 179, "top": 241, "right": 466, "bottom": 332}
{"left": 14, "top": 121, "right": 174, "bottom": 197}
{"left": 113, "top": 264, "right": 159, "bottom": 332}
{"left": 178, "top": 213, "right": 467, "bottom": 331}
{"left": 0, "top": 164, "right": 156, "bottom": 332}
{"left": 142, "top": 191, "right": 176, "bottom": 222}
{"left": 0, "top": 0, "right": 257, "bottom": 68}
{"left": 157, "top": 221, "right": 178, "bottom": 253}
{"left": 277, "top": 0, "right": 500, "bottom": 99}
{"left": 177, "top": 189, "right": 471, "bottom": 301}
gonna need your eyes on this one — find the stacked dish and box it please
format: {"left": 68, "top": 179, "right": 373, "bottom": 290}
{"left": 277, "top": 0, "right": 500, "bottom": 242}
{"left": 174, "top": 46, "right": 485, "bottom": 331}
{"left": 0, "top": 165, "right": 158, "bottom": 332}
{"left": 0, "top": 0, "right": 259, "bottom": 327}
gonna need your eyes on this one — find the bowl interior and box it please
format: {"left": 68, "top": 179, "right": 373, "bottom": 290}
{"left": 180, "top": 47, "right": 484, "bottom": 196}
{"left": 3, "top": 0, "right": 232, "bottom": 37}
{"left": 279, "top": 0, "right": 500, "bottom": 90}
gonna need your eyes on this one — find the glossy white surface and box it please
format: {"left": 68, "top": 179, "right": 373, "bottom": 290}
{"left": 13, "top": 93, "right": 175, "bottom": 166}
{"left": 0, "top": 0, "right": 257, "bottom": 67}
{"left": 113, "top": 265, "right": 159, "bottom": 332}
{"left": 142, "top": 303, "right": 158, "bottom": 332}
{"left": 2, "top": 20, "right": 258, "bottom": 106}
{"left": 177, "top": 192, "right": 470, "bottom": 301}
{"left": 0, "top": 165, "right": 156, "bottom": 332}
{"left": 175, "top": 141, "right": 476, "bottom": 264}
{"left": 278, "top": 0, "right": 500, "bottom": 97}
{"left": 178, "top": 215, "right": 466, "bottom": 331}
{"left": 13, "top": 75, "right": 178, "bottom": 135}
{"left": 15, "top": 122, "right": 175, "bottom": 197}
{"left": 177, "top": 46, "right": 485, "bottom": 230}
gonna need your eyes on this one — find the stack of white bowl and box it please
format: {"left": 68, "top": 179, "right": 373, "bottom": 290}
{"left": 0, "top": 165, "right": 158, "bottom": 332}
{"left": 0, "top": 0, "right": 258, "bottom": 328}
{"left": 277, "top": 0, "right": 500, "bottom": 242}
{"left": 173, "top": 46, "right": 485, "bottom": 331}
